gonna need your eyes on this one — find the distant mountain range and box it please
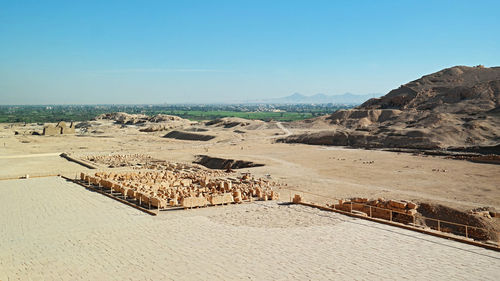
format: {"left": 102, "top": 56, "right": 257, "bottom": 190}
{"left": 252, "top": 93, "right": 382, "bottom": 104}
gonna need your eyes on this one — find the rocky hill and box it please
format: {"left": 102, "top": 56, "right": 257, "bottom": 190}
{"left": 360, "top": 65, "right": 500, "bottom": 113}
{"left": 279, "top": 66, "right": 500, "bottom": 152}
{"left": 95, "top": 112, "right": 194, "bottom": 131}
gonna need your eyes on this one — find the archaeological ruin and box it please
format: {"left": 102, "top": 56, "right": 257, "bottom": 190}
{"left": 77, "top": 154, "right": 280, "bottom": 210}
{"left": 43, "top": 121, "right": 75, "bottom": 136}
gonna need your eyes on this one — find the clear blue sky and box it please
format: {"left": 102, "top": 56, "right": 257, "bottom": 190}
{"left": 1, "top": 0, "right": 499, "bottom": 104}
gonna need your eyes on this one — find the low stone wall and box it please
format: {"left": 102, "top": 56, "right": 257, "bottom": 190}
{"left": 331, "top": 197, "right": 418, "bottom": 224}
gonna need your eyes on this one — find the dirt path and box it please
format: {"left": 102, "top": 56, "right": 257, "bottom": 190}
{"left": 276, "top": 122, "right": 292, "bottom": 136}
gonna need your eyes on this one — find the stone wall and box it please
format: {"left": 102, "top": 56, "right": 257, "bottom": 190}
{"left": 42, "top": 121, "right": 75, "bottom": 135}
{"left": 43, "top": 124, "right": 60, "bottom": 136}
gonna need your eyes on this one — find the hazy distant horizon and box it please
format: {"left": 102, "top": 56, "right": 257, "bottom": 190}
{"left": 1, "top": 1, "right": 499, "bottom": 104}
{"left": 0, "top": 92, "right": 380, "bottom": 106}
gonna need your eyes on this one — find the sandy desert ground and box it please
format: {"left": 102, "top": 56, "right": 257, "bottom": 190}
{"left": 1, "top": 121, "right": 500, "bottom": 280}
{"left": 2, "top": 121, "right": 499, "bottom": 210}
{"left": 1, "top": 177, "right": 499, "bottom": 280}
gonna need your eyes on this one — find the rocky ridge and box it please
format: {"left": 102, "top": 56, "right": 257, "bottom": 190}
{"left": 280, "top": 66, "right": 500, "bottom": 152}
{"left": 95, "top": 112, "right": 194, "bottom": 131}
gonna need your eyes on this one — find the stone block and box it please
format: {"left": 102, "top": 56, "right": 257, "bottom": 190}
{"left": 89, "top": 177, "right": 99, "bottom": 185}
{"left": 121, "top": 188, "right": 129, "bottom": 197}
{"left": 352, "top": 203, "right": 365, "bottom": 212}
{"left": 292, "top": 194, "right": 302, "bottom": 203}
{"left": 182, "top": 196, "right": 199, "bottom": 208}
{"left": 112, "top": 183, "right": 122, "bottom": 193}
{"left": 407, "top": 201, "right": 417, "bottom": 209}
{"left": 233, "top": 190, "right": 242, "bottom": 203}
{"left": 372, "top": 208, "right": 391, "bottom": 220}
{"left": 140, "top": 193, "right": 150, "bottom": 204}
{"left": 195, "top": 196, "right": 208, "bottom": 207}
{"left": 352, "top": 197, "right": 368, "bottom": 203}
{"left": 270, "top": 191, "right": 279, "bottom": 200}
{"left": 101, "top": 180, "right": 113, "bottom": 188}
{"left": 222, "top": 193, "right": 234, "bottom": 204}
{"left": 389, "top": 200, "right": 406, "bottom": 209}
{"left": 406, "top": 209, "right": 417, "bottom": 216}
{"left": 209, "top": 194, "right": 224, "bottom": 205}
{"left": 151, "top": 197, "right": 167, "bottom": 208}
{"left": 127, "top": 189, "right": 136, "bottom": 199}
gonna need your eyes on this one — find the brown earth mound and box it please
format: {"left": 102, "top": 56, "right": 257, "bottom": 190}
{"left": 280, "top": 65, "right": 500, "bottom": 152}
{"left": 417, "top": 203, "right": 498, "bottom": 241}
{"left": 328, "top": 197, "right": 499, "bottom": 241}
{"left": 163, "top": 131, "right": 215, "bottom": 141}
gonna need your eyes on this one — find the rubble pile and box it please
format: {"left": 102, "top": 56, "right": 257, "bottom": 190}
{"left": 95, "top": 112, "right": 194, "bottom": 129}
{"left": 331, "top": 197, "right": 418, "bottom": 223}
{"left": 80, "top": 167, "right": 280, "bottom": 210}
{"left": 83, "top": 154, "right": 156, "bottom": 168}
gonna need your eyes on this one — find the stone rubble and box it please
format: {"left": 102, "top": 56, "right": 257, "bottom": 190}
{"left": 329, "top": 197, "right": 419, "bottom": 222}
{"left": 80, "top": 163, "right": 280, "bottom": 209}
{"left": 83, "top": 154, "right": 155, "bottom": 168}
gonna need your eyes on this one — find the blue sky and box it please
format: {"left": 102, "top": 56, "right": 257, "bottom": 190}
{"left": 1, "top": 0, "right": 499, "bottom": 104}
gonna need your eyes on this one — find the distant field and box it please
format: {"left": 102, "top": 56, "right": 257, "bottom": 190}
{"left": 0, "top": 110, "right": 312, "bottom": 123}
{"left": 0, "top": 104, "right": 352, "bottom": 123}
{"left": 160, "top": 110, "right": 312, "bottom": 121}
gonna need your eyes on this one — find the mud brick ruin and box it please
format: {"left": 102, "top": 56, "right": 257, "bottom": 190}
{"left": 43, "top": 121, "right": 75, "bottom": 136}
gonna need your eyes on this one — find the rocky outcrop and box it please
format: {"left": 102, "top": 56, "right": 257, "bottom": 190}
{"left": 360, "top": 65, "right": 500, "bottom": 113}
{"left": 279, "top": 66, "right": 500, "bottom": 152}
{"left": 96, "top": 112, "right": 194, "bottom": 131}
{"left": 96, "top": 112, "right": 191, "bottom": 124}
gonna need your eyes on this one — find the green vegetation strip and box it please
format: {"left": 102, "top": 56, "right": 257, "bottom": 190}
{"left": 0, "top": 104, "right": 352, "bottom": 123}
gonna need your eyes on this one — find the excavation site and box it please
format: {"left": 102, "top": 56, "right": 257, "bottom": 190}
{"left": 2, "top": 2, "right": 500, "bottom": 279}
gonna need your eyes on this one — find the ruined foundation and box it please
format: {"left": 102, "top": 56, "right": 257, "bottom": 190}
{"left": 78, "top": 160, "right": 280, "bottom": 210}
